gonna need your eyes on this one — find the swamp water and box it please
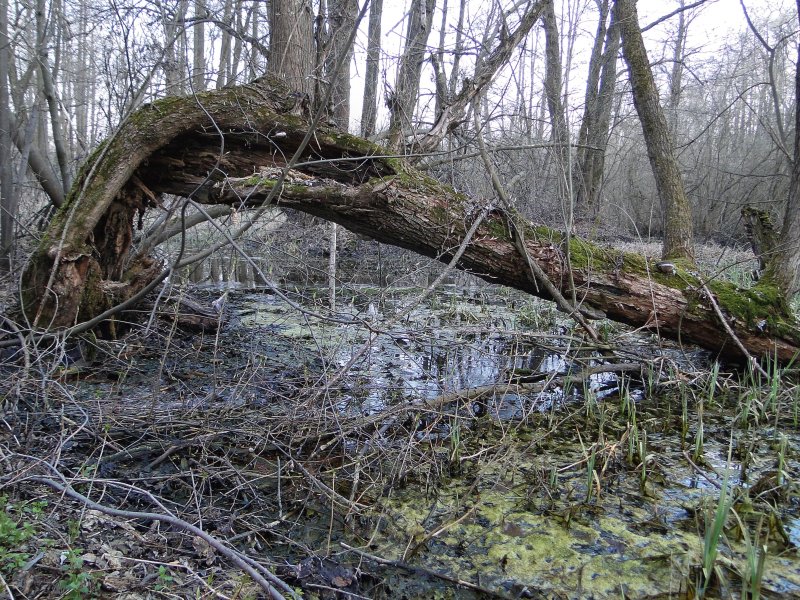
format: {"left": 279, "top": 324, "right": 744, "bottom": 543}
{"left": 76, "top": 286, "right": 800, "bottom": 598}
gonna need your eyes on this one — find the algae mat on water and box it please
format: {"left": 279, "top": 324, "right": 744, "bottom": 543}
{"left": 362, "top": 430, "right": 800, "bottom": 599}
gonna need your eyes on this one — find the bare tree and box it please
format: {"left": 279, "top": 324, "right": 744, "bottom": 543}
{"left": 759, "top": 0, "right": 800, "bottom": 302}
{"left": 573, "top": 0, "right": 620, "bottom": 216}
{"left": 161, "top": 0, "right": 190, "bottom": 95}
{"left": 216, "top": 0, "right": 233, "bottom": 88}
{"left": 267, "top": 0, "right": 315, "bottom": 96}
{"left": 192, "top": 0, "right": 206, "bottom": 91}
{"left": 325, "top": 0, "right": 358, "bottom": 127}
{"left": 541, "top": 0, "right": 570, "bottom": 188}
{"left": 0, "top": 0, "right": 14, "bottom": 271}
{"left": 616, "top": 0, "right": 694, "bottom": 261}
{"left": 386, "top": 0, "right": 436, "bottom": 152}
{"left": 360, "top": 0, "right": 383, "bottom": 137}
{"left": 36, "top": 0, "right": 71, "bottom": 193}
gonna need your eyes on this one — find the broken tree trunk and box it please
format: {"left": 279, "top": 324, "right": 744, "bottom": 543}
{"left": 20, "top": 76, "right": 800, "bottom": 363}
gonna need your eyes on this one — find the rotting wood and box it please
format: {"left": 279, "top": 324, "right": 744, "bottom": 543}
{"left": 18, "top": 75, "right": 800, "bottom": 363}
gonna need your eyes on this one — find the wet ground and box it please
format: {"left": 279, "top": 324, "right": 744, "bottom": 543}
{"left": 4, "top": 284, "right": 799, "bottom": 599}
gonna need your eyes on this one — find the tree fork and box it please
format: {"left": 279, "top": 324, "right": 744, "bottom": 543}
{"left": 19, "top": 76, "right": 800, "bottom": 363}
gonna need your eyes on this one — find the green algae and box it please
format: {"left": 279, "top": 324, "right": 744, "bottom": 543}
{"left": 365, "top": 416, "right": 800, "bottom": 599}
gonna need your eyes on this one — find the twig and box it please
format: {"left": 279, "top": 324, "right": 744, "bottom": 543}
{"left": 283, "top": 456, "right": 367, "bottom": 514}
{"left": 340, "top": 543, "right": 510, "bottom": 598}
{"left": 425, "top": 362, "right": 645, "bottom": 407}
{"left": 0, "top": 570, "right": 15, "bottom": 600}
{"left": 700, "top": 283, "right": 768, "bottom": 378}
{"left": 26, "top": 476, "right": 298, "bottom": 600}
{"left": 682, "top": 450, "right": 722, "bottom": 490}
{"left": 471, "top": 101, "right": 602, "bottom": 342}
{"left": 402, "top": 504, "right": 477, "bottom": 560}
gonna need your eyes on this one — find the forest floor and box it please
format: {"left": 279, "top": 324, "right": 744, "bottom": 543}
{"left": 1, "top": 242, "right": 799, "bottom": 599}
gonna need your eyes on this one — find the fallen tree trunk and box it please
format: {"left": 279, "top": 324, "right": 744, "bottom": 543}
{"left": 20, "top": 76, "right": 800, "bottom": 362}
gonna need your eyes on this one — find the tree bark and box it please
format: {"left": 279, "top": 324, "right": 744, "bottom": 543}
{"left": 360, "top": 0, "right": 382, "bottom": 138}
{"left": 386, "top": 0, "right": 436, "bottom": 152}
{"left": 615, "top": 0, "right": 694, "bottom": 263}
{"left": 18, "top": 76, "right": 800, "bottom": 363}
{"left": 574, "top": 0, "right": 619, "bottom": 216}
{"left": 267, "top": 0, "right": 315, "bottom": 96}
{"left": 542, "top": 0, "right": 569, "bottom": 166}
{"left": 764, "top": 8, "right": 800, "bottom": 302}
{"left": 325, "top": 0, "right": 358, "bottom": 128}
{"left": 0, "top": 0, "right": 14, "bottom": 271}
{"left": 192, "top": 0, "right": 206, "bottom": 91}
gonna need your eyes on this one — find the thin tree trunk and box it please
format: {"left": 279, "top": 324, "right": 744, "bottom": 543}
{"left": 667, "top": 0, "right": 687, "bottom": 138}
{"left": 36, "top": 0, "right": 71, "bottom": 193}
{"left": 324, "top": 0, "right": 358, "bottom": 310}
{"left": 192, "top": 0, "right": 206, "bottom": 91}
{"left": 74, "top": 0, "right": 89, "bottom": 158}
{"left": 576, "top": 1, "right": 619, "bottom": 215}
{"left": 248, "top": 2, "right": 260, "bottom": 79}
{"left": 216, "top": 0, "right": 233, "bottom": 89}
{"left": 326, "top": 0, "right": 358, "bottom": 128}
{"left": 616, "top": 0, "right": 694, "bottom": 262}
{"left": 542, "top": 0, "right": 569, "bottom": 162}
{"left": 328, "top": 223, "right": 337, "bottom": 310}
{"left": 230, "top": 0, "right": 245, "bottom": 84}
{"left": 360, "top": 0, "right": 382, "bottom": 137}
{"left": 573, "top": 0, "right": 609, "bottom": 209}
{"left": 0, "top": 0, "right": 14, "bottom": 271}
{"left": 162, "top": 0, "right": 189, "bottom": 95}
{"left": 446, "top": 0, "right": 466, "bottom": 98}
{"left": 386, "top": 0, "right": 436, "bottom": 152}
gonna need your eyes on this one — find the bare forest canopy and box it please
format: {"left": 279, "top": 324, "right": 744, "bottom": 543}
{"left": 18, "top": 75, "right": 800, "bottom": 364}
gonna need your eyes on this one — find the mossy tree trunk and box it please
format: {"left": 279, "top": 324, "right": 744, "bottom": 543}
{"left": 616, "top": 0, "right": 694, "bottom": 263}
{"left": 19, "top": 76, "right": 800, "bottom": 363}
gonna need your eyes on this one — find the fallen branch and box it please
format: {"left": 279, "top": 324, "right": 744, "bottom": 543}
{"left": 340, "top": 542, "right": 509, "bottom": 598}
{"left": 701, "top": 282, "right": 769, "bottom": 378}
{"left": 26, "top": 476, "right": 298, "bottom": 600}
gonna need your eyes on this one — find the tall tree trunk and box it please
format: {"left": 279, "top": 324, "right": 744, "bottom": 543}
{"left": 360, "top": 0, "right": 382, "bottom": 137}
{"left": 324, "top": 0, "right": 358, "bottom": 311}
{"left": 216, "top": 0, "right": 233, "bottom": 89}
{"left": 446, "top": 0, "right": 466, "bottom": 98}
{"left": 325, "top": 0, "right": 358, "bottom": 128}
{"left": 267, "top": 0, "right": 315, "bottom": 96}
{"left": 667, "top": 0, "right": 687, "bottom": 138}
{"left": 762, "top": 1, "right": 800, "bottom": 302}
{"left": 36, "top": 0, "right": 71, "bottom": 193}
{"left": 162, "top": 0, "right": 190, "bottom": 95}
{"left": 542, "top": 1, "right": 569, "bottom": 153}
{"left": 615, "top": 0, "right": 694, "bottom": 262}
{"left": 575, "top": 0, "right": 609, "bottom": 164}
{"left": 575, "top": 1, "right": 619, "bottom": 215}
{"left": 0, "top": 0, "right": 14, "bottom": 271}
{"left": 386, "top": 0, "right": 436, "bottom": 152}
{"left": 230, "top": 0, "right": 245, "bottom": 84}
{"left": 192, "top": 0, "right": 206, "bottom": 91}
{"left": 573, "top": 0, "right": 608, "bottom": 211}
{"left": 247, "top": 2, "right": 261, "bottom": 79}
